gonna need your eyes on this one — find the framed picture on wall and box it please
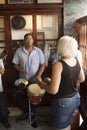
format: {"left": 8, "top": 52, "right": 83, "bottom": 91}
{"left": 42, "top": 15, "right": 53, "bottom": 28}
{"left": 37, "top": 32, "right": 45, "bottom": 40}
{"left": 8, "top": 0, "right": 34, "bottom": 4}
{"left": 0, "top": 17, "right": 4, "bottom": 28}
{"left": 38, "top": 0, "right": 62, "bottom": 3}
{"left": 37, "top": 32, "right": 45, "bottom": 50}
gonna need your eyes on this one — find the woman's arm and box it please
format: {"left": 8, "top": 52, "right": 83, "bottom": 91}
{"left": 36, "top": 61, "right": 62, "bottom": 95}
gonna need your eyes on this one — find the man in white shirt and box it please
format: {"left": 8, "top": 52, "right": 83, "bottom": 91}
{"left": 12, "top": 33, "right": 45, "bottom": 128}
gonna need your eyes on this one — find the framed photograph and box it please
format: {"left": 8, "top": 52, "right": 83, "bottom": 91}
{"left": 8, "top": 0, "right": 34, "bottom": 4}
{"left": 37, "top": 32, "right": 45, "bottom": 40}
{"left": 37, "top": 41, "right": 44, "bottom": 50}
{"left": 42, "top": 16, "right": 53, "bottom": 28}
{"left": 0, "top": 18, "right": 4, "bottom": 28}
{"left": 0, "top": 30, "right": 5, "bottom": 41}
{"left": 37, "top": 32, "right": 45, "bottom": 50}
{"left": 0, "top": 0, "right": 5, "bottom": 4}
{"left": 38, "top": 0, "right": 62, "bottom": 3}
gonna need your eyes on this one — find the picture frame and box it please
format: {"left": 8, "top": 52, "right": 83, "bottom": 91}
{"left": 37, "top": 32, "right": 45, "bottom": 40}
{"left": 38, "top": 0, "right": 62, "bottom": 3}
{"left": 37, "top": 32, "right": 45, "bottom": 50}
{"left": 0, "top": 29, "right": 5, "bottom": 41}
{"left": 42, "top": 15, "right": 53, "bottom": 28}
{"left": 0, "top": 18, "right": 4, "bottom": 28}
{"left": 8, "top": 0, "right": 34, "bottom": 4}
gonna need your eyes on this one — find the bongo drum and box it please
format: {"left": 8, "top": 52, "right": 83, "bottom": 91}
{"left": 14, "top": 78, "right": 29, "bottom": 89}
{"left": 27, "top": 84, "right": 45, "bottom": 105}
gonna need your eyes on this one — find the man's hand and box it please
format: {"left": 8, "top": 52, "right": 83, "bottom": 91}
{"left": 20, "top": 69, "right": 28, "bottom": 75}
{"left": 35, "top": 77, "right": 41, "bottom": 85}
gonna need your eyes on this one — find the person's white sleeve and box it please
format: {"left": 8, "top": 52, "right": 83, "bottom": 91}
{"left": 77, "top": 50, "right": 83, "bottom": 65}
{"left": 0, "top": 59, "right": 4, "bottom": 68}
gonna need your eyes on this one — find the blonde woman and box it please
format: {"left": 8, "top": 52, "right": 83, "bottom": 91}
{"left": 37, "top": 35, "right": 85, "bottom": 130}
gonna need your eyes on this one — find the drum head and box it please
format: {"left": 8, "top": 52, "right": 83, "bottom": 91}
{"left": 14, "top": 78, "right": 26, "bottom": 86}
{"left": 28, "top": 84, "right": 45, "bottom": 96}
{"left": 28, "top": 84, "right": 45, "bottom": 105}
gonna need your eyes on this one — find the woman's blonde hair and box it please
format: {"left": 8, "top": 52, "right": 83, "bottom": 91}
{"left": 57, "top": 35, "right": 78, "bottom": 58}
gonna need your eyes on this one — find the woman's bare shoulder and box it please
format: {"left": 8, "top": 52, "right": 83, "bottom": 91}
{"left": 52, "top": 61, "right": 63, "bottom": 72}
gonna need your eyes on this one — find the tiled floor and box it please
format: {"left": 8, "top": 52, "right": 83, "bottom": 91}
{"left": 0, "top": 106, "right": 53, "bottom": 130}
{"left": 0, "top": 106, "right": 85, "bottom": 130}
